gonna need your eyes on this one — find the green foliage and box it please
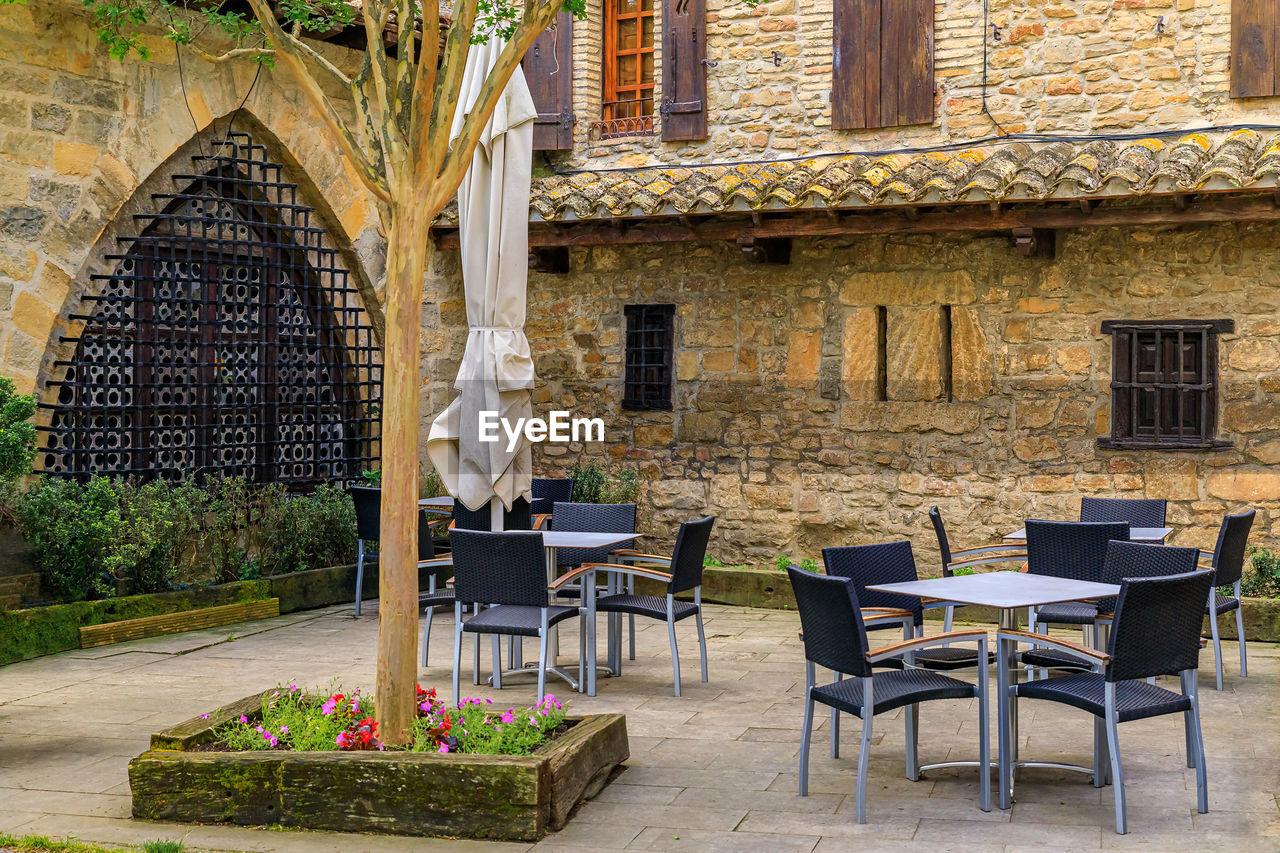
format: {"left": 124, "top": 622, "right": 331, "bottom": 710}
{"left": 360, "top": 469, "right": 382, "bottom": 487}
{"left": 420, "top": 466, "right": 448, "bottom": 498}
{"left": 1242, "top": 546, "right": 1280, "bottom": 599}
{"left": 951, "top": 566, "right": 976, "bottom": 577}
{"left": 430, "top": 697, "right": 568, "bottom": 756}
{"left": 0, "top": 377, "right": 36, "bottom": 487}
{"left": 569, "top": 459, "right": 643, "bottom": 504}
{"left": 0, "top": 834, "right": 183, "bottom": 853}
{"left": 16, "top": 476, "right": 356, "bottom": 602}
{"left": 703, "top": 555, "right": 724, "bottom": 568}
{"left": 774, "top": 555, "right": 816, "bottom": 572}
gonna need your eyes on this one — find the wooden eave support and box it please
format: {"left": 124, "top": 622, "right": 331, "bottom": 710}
{"left": 1012, "top": 227, "right": 1056, "bottom": 259}
{"left": 431, "top": 190, "right": 1280, "bottom": 250}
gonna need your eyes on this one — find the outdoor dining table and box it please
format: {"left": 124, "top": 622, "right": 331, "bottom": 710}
{"left": 418, "top": 496, "right": 454, "bottom": 515}
{"left": 1002, "top": 526, "right": 1172, "bottom": 543}
{"left": 866, "top": 571, "right": 1120, "bottom": 790}
{"left": 496, "top": 530, "right": 639, "bottom": 693}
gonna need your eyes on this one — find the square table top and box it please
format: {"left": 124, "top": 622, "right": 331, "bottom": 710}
{"left": 418, "top": 496, "right": 455, "bottom": 508}
{"left": 1002, "top": 526, "right": 1172, "bottom": 543}
{"left": 866, "top": 571, "right": 1120, "bottom": 610}
{"left": 538, "top": 531, "right": 639, "bottom": 549}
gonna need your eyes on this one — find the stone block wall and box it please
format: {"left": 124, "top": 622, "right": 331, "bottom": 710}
{"left": 423, "top": 221, "right": 1280, "bottom": 569}
{"left": 567, "top": 0, "right": 1275, "bottom": 169}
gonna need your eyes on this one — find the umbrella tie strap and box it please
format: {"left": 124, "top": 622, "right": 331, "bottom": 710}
{"left": 470, "top": 326, "right": 521, "bottom": 332}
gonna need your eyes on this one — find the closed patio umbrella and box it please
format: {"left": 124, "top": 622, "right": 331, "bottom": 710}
{"left": 426, "top": 38, "right": 537, "bottom": 524}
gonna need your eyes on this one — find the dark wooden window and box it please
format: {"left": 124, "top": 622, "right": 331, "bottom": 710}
{"left": 623, "top": 304, "right": 674, "bottom": 410}
{"left": 523, "top": 13, "right": 575, "bottom": 150}
{"left": 42, "top": 132, "right": 382, "bottom": 487}
{"left": 597, "top": 0, "right": 657, "bottom": 139}
{"left": 1232, "top": 0, "right": 1280, "bottom": 98}
{"left": 832, "top": 0, "right": 934, "bottom": 130}
{"left": 660, "top": 0, "right": 709, "bottom": 142}
{"left": 1100, "top": 319, "right": 1233, "bottom": 450}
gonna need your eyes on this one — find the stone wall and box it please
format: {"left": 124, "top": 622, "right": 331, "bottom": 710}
{"left": 424, "top": 221, "right": 1280, "bottom": 569}
{"left": 567, "top": 0, "right": 1277, "bottom": 169}
{"left": 0, "top": 0, "right": 384, "bottom": 403}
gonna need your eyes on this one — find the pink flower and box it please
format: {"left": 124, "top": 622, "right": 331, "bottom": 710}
{"left": 529, "top": 716, "right": 538, "bottom": 726}
{"left": 500, "top": 711, "right": 515, "bottom": 724}
{"left": 269, "top": 737, "right": 278, "bottom": 748}
{"left": 288, "top": 684, "right": 299, "bottom": 692}
{"left": 351, "top": 697, "right": 360, "bottom": 713}
{"left": 200, "top": 714, "right": 210, "bottom": 720}
{"left": 437, "top": 743, "right": 450, "bottom": 753}
{"left": 321, "top": 699, "right": 337, "bottom": 716}
{"left": 279, "top": 725, "right": 289, "bottom": 734}
{"left": 239, "top": 715, "right": 248, "bottom": 724}
{"left": 255, "top": 726, "right": 264, "bottom": 734}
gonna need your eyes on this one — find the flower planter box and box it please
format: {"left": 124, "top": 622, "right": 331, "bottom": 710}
{"left": 128, "top": 692, "right": 629, "bottom": 840}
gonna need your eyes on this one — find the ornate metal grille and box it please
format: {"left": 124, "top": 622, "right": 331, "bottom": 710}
{"left": 1100, "top": 318, "right": 1231, "bottom": 451}
{"left": 622, "top": 303, "right": 674, "bottom": 410}
{"left": 41, "top": 132, "right": 382, "bottom": 487}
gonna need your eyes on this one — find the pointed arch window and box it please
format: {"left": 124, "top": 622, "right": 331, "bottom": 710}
{"left": 42, "top": 132, "right": 382, "bottom": 487}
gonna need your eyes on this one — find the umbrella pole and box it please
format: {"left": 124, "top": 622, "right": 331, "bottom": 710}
{"left": 491, "top": 500, "right": 504, "bottom": 532}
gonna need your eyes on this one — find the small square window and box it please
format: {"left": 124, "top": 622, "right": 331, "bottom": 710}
{"left": 623, "top": 304, "right": 674, "bottom": 410}
{"left": 1100, "top": 319, "right": 1233, "bottom": 450}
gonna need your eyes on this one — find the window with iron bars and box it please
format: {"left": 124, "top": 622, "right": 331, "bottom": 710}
{"left": 623, "top": 304, "right": 674, "bottom": 410}
{"left": 1100, "top": 319, "right": 1233, "bottom": 450}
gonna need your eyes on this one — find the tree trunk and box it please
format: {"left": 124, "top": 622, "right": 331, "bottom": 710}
{"left": 375, "top": 198, "right": 430, "bottom": 746}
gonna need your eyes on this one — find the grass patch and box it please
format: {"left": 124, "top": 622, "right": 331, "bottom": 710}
{"left": 0, "top": 834, "right": 185, "bottom": 853}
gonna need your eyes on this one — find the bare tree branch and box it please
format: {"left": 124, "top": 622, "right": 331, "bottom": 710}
{"left": 244, "top": 0, "right": 391, "bottom": 202}
{"left": 429, "top": 2, "right": 560, "bottom": 210}
{"left": 193, "top": 46, "right": 276, "bottom": 64}
{"left": 407, "top": 0, "right": 440, "bottom": 160}
{"left": 424, "top": 1, "right": 477, "bottom": 174}
{"left": 361, "top": 0, "right": 404, "bottom": 167}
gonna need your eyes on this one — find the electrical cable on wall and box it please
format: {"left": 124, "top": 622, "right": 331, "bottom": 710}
{"left": 981, "top": 0, "right": 1008, "bottom": 136}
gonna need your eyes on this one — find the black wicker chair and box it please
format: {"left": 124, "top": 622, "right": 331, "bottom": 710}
{"left": 349, "top": 486, "right": 382, "bottom": 617}
{"left": 417, "top": 510, "right": 459, "bottom": 667}
{"left": 551, "top": 502, "right": 639, "bottom": 665}
{"left": 530, "top": 477, "right": 574, "bottom": 516}
{"left": 788, "top": 566, "right": 990, "bottom": 824}
{"left": 928, "top": 506, "right": 1028, "bottom": 630}
{"left": 1200, "top": 509, "right": 1255, "bottom": 690}
{"left": 1079, "top": 497, "right": 1167, "bottom": 528}
{"left": 449, "top": 530, "right": 581, "bottom": 706}
{"left": 1025, "top": 520, "right": 1130, "bottom": 653}
{"left": 452, "top": 497, "right": 533, "bottom": 531}
{"left": 1021, "top": 540, "right": 1200, "bottom": 676}
{"left": 997, "top": 569, "right": 1214, "bottom": 834}
{"left": 553, "top": 516, "right": 715, "bottom": 697}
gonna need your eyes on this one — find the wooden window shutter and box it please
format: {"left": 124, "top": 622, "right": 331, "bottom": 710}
{"left": 661, "top": 0, "right": 708, "bottom": 142}
{"left": 1231, "top": 0, "right": 1280, "bottom": 98}
{"left": 522, "top": 12, "right": 575, "bottom": 150}
{"left": 832, "top": 0, "right": 934, "bottom": 130}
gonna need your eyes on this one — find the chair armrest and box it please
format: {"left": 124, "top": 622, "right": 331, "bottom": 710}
{"left": 417, "top": 557, "right": 453, "bottom": 568}
{"left": 868, "top": 629, "right": 988, "bottom": 663}
{"left": 949, "top": 544, "right": 1026, "bottom": 559}
{"left": 532, "top": 514, "right": 552, "bottom": 530}
{"left": 860, "top": 607, "right": 915, "bottom": 624}
{"left": 610, "top": 550, "right": 671, "bottom": 565}
{"left": 579, "top": 562, "right": 674, "bottom": 583}
{"left": 997, "top": 629, "right": 1111, "bottom": 664}
{"left": 548, "top": 564, "right": 594, "bottom": 591}
{"left": 947, "top": 549, "right": 1027, "bottom": 572}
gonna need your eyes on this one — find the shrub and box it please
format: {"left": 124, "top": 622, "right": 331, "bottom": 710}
{"left": 1242, "top": 546, "right": 1280, "bottom": 599}
{"left": 569, "top": 460, "right": 642, "bottom": 504}
{"left": 774, "top": 555, "right": 817, "bottom": 572}
{"left": 0, "top": 377, "right": 36, "bottom": 486}
{"left": 17, "top": 476, "right": 358, "bottom": 602}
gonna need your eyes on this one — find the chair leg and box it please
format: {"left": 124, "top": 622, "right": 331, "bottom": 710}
{"left": 855, "top": 676, "right": 875, "bottom": 825}
{"left": 695, "top": 587, "right": 708, "bottom": 683}
{"left": 1183, "top": 670, "right": 1208, "bottom": 815}
{"left": 943, "top": 604, "right": 954, "bottom": 633}
{"left": 473, "top": 608, "right": 482, "bottom": 685}
{"left": 1094, "top": 715, "right": 1108, "bottom": 786}
{"left": 1104, "top": 683, "right": 1127, "bottom": 835}
{"left": 628, "top": 576, "right": 636, "bottom": 660}
{"left": 667, "top": 594, "right": 682, "bottom": 697}
{"left": 421, "top": 605, "right": 434, "bottom": 667}
{"left": 1235, "top": 583, "right": 1247, "bottom": 679}
{"left": 451, "top": 603, "right": 464, "bottom": 708}
{"left": 904, "top": 702, "right": 919, "bottom": 781}
{"left": 491, "top": 634, "right": 502, "bottom": 690}
{"left": 830, "top": 672, "right": 842, "bottom": 759}
{"left": 354, "top": 543, "right": 364, "bottom": 617}
{"left": 799, "top": 661, "right": 815, "bottom": 797}
{"left": 1208, "top": 596, "right": 1224, "bottom": 691}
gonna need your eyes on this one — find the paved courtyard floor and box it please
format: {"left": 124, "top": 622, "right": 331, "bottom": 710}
{"left": 0, "top": 601, "right": 1277, "bottom": 852}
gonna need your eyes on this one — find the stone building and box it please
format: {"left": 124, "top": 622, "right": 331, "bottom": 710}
{"left": 3, "top": 0, "right": 1280, "bottom": 567}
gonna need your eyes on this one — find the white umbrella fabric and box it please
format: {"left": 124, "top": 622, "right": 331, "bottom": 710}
{"left": 426, "top": 38, "right": 538, "bottom": 522}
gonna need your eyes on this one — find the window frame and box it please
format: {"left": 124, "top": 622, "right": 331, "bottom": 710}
{"left": 1099, "top": 318, "right": 1233, "bottom": 451}
{"left": 622, "top": 304, "right": 675, "bottom": 411}
{"left": 597, "top": 0, "right": 656, "bottom": 139}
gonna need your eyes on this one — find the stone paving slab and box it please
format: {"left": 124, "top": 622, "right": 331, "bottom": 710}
{"left": 0, "top": 600, "right": 1276, "bottom": 851}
